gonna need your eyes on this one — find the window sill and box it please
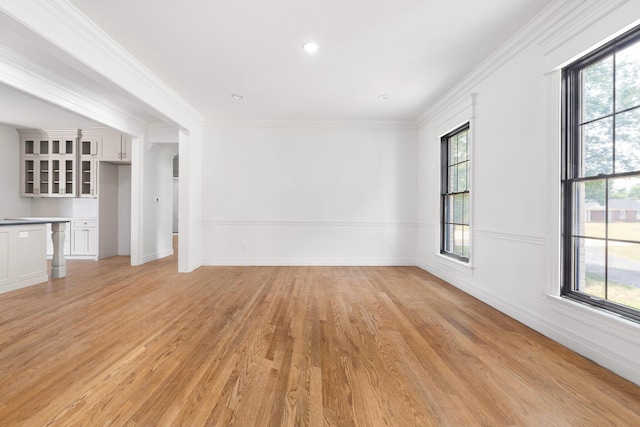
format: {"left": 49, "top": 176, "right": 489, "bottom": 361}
{"left": 436, "top": 252, "right": 475, "bottom": 273}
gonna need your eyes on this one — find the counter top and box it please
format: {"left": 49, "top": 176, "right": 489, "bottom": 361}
{"left": 0, "top": 218, "right": 71, "bottom": 226}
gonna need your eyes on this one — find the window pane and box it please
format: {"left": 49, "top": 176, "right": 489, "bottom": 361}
{"left": 581, "top": 117, "right": 613, "bottom": 177}
{"left": 608, "top": 176, "right": 640, "bottom": 242}
{"left": 574, "top": 180, "right": 606, "bottom": 238}
{"left": 462, "top": 193, "right": 470, "bottom": 225}
{"left": 461, "top": 225, "right": 470, "bottom": 258}
{"left": 453, "top": 224, "right": 465, "bottom": 255}
{"left": 453, "top": 194, "right": 464, "bottom": 224}
{"left": 607, "top": 242, "right": 640, "bottom": 309}
{"left": 614, "top": 109, "right": 640, "bottom": 174}
{"left": 444, "top": 223, "right": 453, "bottom": 253}
{"left": 574, "top": 237, "right": 606, "bottom": 298}
{"left": 581, "top": 56, "right": 613, "bottom": 122}
{"left": 449, "top": 134, "right": 459, "bottom": 164}
{"left": 457, "top": 131, "right": 468, "bottom": 162}
{"left": 449, "top": 165, "right": 458, "bottom": 192}
{"left": 444, "top": 195, "right": 454, "bottom": 224}
{"left": 457, "top": 161, "right": 468, "bottom": 192}
{"left": 616, "top": 42, "right": 640, "bottom": 111}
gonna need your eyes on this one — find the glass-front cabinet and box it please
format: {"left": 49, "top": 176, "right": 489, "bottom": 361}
{"left": 18, "top": 128, "right": 131, "bottom": 199}
{"left": 19, "top": 130, "right": 78, "bottom": 197}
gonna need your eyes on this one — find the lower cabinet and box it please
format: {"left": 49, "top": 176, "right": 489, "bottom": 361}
{"left": 0, "top": 224, "right": 48, "bottom": 294}
{"left": 71, "top": 219, "right": 98, "bottom": 256}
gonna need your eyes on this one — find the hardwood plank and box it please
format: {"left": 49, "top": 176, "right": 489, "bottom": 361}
{"left": 0, "top": 250, "right": 639, "bottom": 426}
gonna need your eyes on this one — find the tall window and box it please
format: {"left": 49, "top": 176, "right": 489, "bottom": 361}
{"left": 562, "top": 26, "right": 640, "bottom": 321}
{"left": 441, "top": 123, "right": 470, "bottom": 262}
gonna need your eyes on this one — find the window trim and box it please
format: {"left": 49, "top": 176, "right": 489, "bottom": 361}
{"left": 440, "top": 122, "right": 471, "bottom": 263}
{"left": 561, "top": 24, "right": 640, "bottom": 323}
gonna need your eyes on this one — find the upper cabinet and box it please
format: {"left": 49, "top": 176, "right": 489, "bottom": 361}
{"left": 22, "top": 137, "right": 49, "bottom": 157}
{"left": 100, "top": 133, "right": 132, "bottom": 162}
{"left": 19, "top": 130, "right": 78, "bottom": 197}
{"left": 18, "top": 128, "right": 131, "bottom": 199}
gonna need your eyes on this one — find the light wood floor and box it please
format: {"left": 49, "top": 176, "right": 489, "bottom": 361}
{"left": 1, "top": 247, "right": 640, "bottom": 426}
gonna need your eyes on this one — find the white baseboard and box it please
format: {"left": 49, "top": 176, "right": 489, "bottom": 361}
{"left": 201, "top": 257, "right": 416, "bottom": 267}
{"left": 142, "top": 248, "right": 174, "bottom": 264}
{"left": 0, "top": 274, "right": 49, "bottom": 295}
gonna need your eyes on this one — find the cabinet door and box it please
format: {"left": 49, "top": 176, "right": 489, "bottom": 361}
{"left": 63, "top": 158, "right": 76, "bottom": 196}
{"left": 79, "top": 138, "right": 99, "bottom": 157}
{"left": 71, "top": 226, "right": 98, "bottom": 256}
{"left": 50, "top": 158, "right": 75, "bottom": 196}
{"left": 120, "top": 136, "right": 132, "bottom": 161}
{"left": 79, "top": 159, "right": 98, "bottom": 197}
{"left": 51, "top": 137, "right": 75, "bottom": 155}
{"left": 71, "top": 228, "right": 88, "bottom": 255}
{"left": 37, "top": 159, "right": 50, "bottom": 195}
{"left": 22, "top": 138, "right": 49, "bottom": 156}
{"left": 71, "top": 229, "right": 81, "bottom": 254}
{"left": 23, "top": 158, "right": 50, "bottom": 196}
{"left": 87, "top": 228, "right": 98, "bottom": 255}
{"left": 23, "top": 158, "right": 36, "bottom": 196}
{"left": 100, "top": 134, "right": 123, "bottom": 161}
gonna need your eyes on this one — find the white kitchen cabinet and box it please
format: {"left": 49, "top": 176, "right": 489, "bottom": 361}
{"left": 50, "top": 156, "right": 76, "bottom": 197}
{"left": 19, "top": 130, "right": 77, "bottom": 198}
{"left": 101, "top": 133, "right": 132, "bottom": 162}
{"left": 21, "top": 133, "right": 50, "bottom": 197}
{"left": 78, "top": 159, "right": 98, "bottom": 198}
{"left": 22, "top": 157, "right": 50, "bottom": 196}
{"left": 79, "top": 137, "right": 99, "bottom": 157}
{"left": 71, "top": 219, "right": 98, "bottom": 256}
{"left": 0, "top": 224, "right": 48, "bottom": 294}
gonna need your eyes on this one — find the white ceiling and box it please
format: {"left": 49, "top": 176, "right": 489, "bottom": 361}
{"left": 66, "top": 0, "right": 554, "bottom": 123}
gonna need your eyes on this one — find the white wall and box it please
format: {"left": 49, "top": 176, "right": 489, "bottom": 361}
{"left": 98, "top": 162, "right": 119, "bottom": 259}
{"left": 202, "top": 125, "right": 418, "bottom": 265}
{"left": 118, "top": 165, "right": 131, "bottom": 255}
{"left": 141, "top": 143, "right": 174, "bottom": 263}
{"left": 417, "top": 1, "right": 640, "bottom": 385}
{"left": 0, "top": 124, "right": 30, "bottom": 218}
{"left": 173, "top": 177, "right": 179, "bottom": 233}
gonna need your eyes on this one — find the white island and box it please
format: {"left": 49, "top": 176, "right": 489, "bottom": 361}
{"left": 0, "top": 218, "right": 70, "bottom": 294}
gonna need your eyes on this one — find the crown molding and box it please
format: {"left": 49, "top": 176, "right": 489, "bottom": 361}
{"left": 205, "top": 119, "right": 418, "bottom": 130}
{"left": 416, "top": 0, "right": 606, "bottom": 127}
{"left": 538, "top": 0, "right": 630, "bottom": 56}
{"left": 0, "top": 0, "right": 205, "bottom": 131}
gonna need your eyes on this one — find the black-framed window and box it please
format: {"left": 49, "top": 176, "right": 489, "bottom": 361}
{"left": 562, "top": 25, "right": 640, "bottom": 322}
{"left": 441, "top": 123, "right": 470, "bottom": 262}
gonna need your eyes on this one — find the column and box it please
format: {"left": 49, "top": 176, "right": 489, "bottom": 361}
{"left": 50, "top": 221, "right": 67, "bottom": 279}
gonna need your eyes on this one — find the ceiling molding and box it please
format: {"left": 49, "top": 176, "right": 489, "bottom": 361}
{"left": 416, "top": 0, "right": 595, "bottom": 127}
{"left": 538, "top": 0, "right": 630, "bottom": 56}
{"left": 0, "top": 43, "right": 146, "bottom": 136}
{"left": 204, "top": 119, "right": 418, "bottom": 130}
{"left": 0, "top": 0, "right": 205, "bottom": 131}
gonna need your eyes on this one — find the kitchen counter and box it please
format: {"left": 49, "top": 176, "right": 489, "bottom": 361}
{"left": 0, "top": 218, "right": 71, "bottom": 226}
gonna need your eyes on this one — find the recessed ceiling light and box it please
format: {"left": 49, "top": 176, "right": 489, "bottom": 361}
{"left": 377, "top": 94, "right": 390, "bottom": 100}
{"left": 302, "top": 41, "right": 319, "bottom": 54}
{"left": 231, "top": 93, "right": 244, "bottom": 100}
